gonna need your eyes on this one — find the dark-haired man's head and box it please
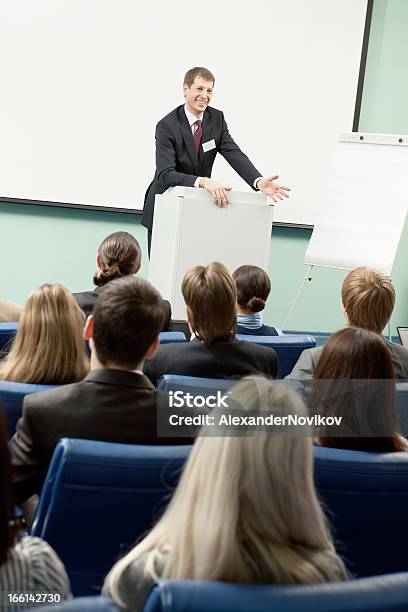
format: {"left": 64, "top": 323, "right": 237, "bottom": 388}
{"left": 182, "top": 262, "right": 236, "bottom": 346}
{"left": 94, "top": 231, "right": 142, "bottom": 287}
{"left": 84, "top": 276, "right": 164, "bottom": 370}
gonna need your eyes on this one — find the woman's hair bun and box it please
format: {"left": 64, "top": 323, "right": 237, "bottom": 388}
{"left": 247, "top": 297, "right": 266, "bottom": 313}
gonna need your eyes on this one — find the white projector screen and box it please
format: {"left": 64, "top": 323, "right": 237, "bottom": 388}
{"left": 0, "top": 0, "right": 367, "bottom": 225}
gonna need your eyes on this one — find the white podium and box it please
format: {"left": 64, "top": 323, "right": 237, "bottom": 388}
{"left": 148, "top": 187, "right": 274, "bottom": 320}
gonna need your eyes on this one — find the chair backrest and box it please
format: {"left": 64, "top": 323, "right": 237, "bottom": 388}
{"left": 157, "top": 374, "right": 235, "bottom": 396}
{"left": 143, "top": 574, "right": 408, "bottom": 612}
{"left": 159, "top": 331, "right": 187, "bottom": 344}
{"left": 157, "top": 375, "right": 305, "bottom": 398}
{"left": 314, "top": 445, "right": 408, "bottom": 577}
{"left": 0, "top": 380, "right": 59, "bottom": 437}
{"left": 0, "top": 321, "right": 18, "bottom": 351}
{"left": 36, "top": 596, "right": 117, "bottom": 611}
{"left": 283, "top": 330, "right": 402, "bottom": 347}
{"left": 283, "top": 329, "right": 330, "bottom": 347}
{"left": 31, "top": 439, "right": 191, "bottom": 597}
{"left": 236, "top": 334, "right": 316, "bottom": 378}
{"left": 396, "top": 381, "right": 408, "bottom": 436}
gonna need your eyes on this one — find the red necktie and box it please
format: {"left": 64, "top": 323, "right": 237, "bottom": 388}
{"left": 194, "top": 120, "right": 202, "bottom": 153}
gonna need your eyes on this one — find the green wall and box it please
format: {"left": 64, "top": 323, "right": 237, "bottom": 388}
{"left": 1, "top": 0, "right": 408, "bottom": 333}
{"left": 0, "top": 202, "right": 148, "bottom": 300}
{"left": 1, "top": 200, "right": 407, "bottom": 333}
{"left": 359, "top": 0, "right": 408, "bottom": 134}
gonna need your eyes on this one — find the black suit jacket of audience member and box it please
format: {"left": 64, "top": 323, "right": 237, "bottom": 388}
{"left": 143, "top": 337, "right": 278, "bottom": 386}
{"left": 9, "top": 368, "right": 190, "bottom": 503}
{"left": 73, "top": 287, "right": 172, "bottom": 331}
{"left": 141, "top": 105, "right": 262, "bottom": 231}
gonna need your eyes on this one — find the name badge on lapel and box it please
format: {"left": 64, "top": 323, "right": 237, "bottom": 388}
{"left": 202, "top": 139, "right": 216, "bottom": 153}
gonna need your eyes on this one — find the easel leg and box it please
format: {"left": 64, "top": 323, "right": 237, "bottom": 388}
{"left": 282, "top": 265, "right": 314, "bottom": 330}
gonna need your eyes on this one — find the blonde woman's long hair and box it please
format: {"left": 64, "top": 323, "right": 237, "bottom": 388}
{"left": 0, "top": 284, "right": 89, "bottom": 384}
{"left": 106, "top": 379, "right": 346, "bottom": 603}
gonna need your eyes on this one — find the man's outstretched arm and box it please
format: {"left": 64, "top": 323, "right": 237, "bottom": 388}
{"left": 219, "top": 113, "right": 291, "bottom": 202}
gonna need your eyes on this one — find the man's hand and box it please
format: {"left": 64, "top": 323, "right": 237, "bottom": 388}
{"left": 200, "top": 177, "right": 232, "bottom": 207}
{"left": 258, "top": 175, "right": 291, "bottom": 202}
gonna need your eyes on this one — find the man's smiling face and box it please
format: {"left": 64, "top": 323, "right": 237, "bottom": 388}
{"left": 183, "top": 76, "right": 214, "bottom": 118}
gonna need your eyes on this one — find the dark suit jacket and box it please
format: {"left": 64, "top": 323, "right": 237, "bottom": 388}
{"left": 141, "top": 105, "right": 262, "bottom": 230}
{"left": 73, "top": 286, "right": 172, "bottom": 331}
{"left": 144, "top": 337, "right": 278, "bottom": 386}
{"left": 9, "top": 369, "right": 189, "bottom": 503}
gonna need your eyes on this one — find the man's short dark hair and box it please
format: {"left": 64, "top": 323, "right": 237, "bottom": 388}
{"left": 93, "top": 276, "right": 164, "bottom": 369}
{"left": 184, "top": 67, "right": 215, "bottom": 88}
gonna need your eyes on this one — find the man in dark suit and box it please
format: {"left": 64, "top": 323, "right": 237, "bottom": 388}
{"left": 9, "top": 276, "right": 191, "bottom": 504}
{"left": 144, "top": 262, "right": 278, "bottom": 385}
{"left": 141, "top": 66, "right": 290, "bottom": 253}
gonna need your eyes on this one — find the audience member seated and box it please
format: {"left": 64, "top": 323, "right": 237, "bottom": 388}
{"left": 233, "top": 265, "right": 279, "bottom": 336}
{"left": 73, "top": 231, "right": 171, "bottom": 330}
{"left": 0, "top": 297, "right": 23, "bottom": 323}
{"left": 0, "top": 284, "right": 88, "bottom": 384}
{"left": 103, "top": 378, "right": 348, "bottom": 611}
{"left": 310, "top": 327, "right": 408, "bottom": 452}
{"left": 9, "top": 277, "right": 191, "bottom": 505}
{"left": 144, "top": 262, "right": 278, "bottom": 385}
{"left": 0, "top": 406, "right": 71, "bottom": 598}
{"left": 287, "top": 267, "right": 408, "bottom": 380}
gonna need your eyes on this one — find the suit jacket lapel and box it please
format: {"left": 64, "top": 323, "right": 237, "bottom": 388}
{"left": 177, "top": 107, "right": 199, "bottom": 174}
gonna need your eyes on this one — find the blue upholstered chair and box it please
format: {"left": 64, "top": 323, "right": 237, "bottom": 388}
{"left": 283, "top": 329, "right": 331, "bottom": 347}
{"left": 143, "top": 574, "right": 408, "bottom": 612}
{"left": 31, "top": 439, "right": 191, "bottom": 597}
{"left": 0, "top": 321, "right": 18, "bottom": 352}
{"left": 236, "top": 334, "right": 316, "bottom": 378}
{"left": 396, "top": 381, "right": 408, "bottom": 436}
{"left": 159, "top": 331, "right": 187, "bottom": 344}
{"left": 36, "top": 597, "right": 117, "bottom": 611}
{"left": 157, "top": 374, "right": 305, "bottom": 397}
{"left": 283, "top": 329, "right": 402, "bottom": 347}
{"left": 314, "top": 445, "right": 408, "bottom": 577}
{"left": 0, "top": 380, "right": 59, "bottom": 437}
{"left": 157, "top": 374, "right": 235, "bottom": 396}
{"left": 0, "top": 322, "right": 185, "bottom": 354}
